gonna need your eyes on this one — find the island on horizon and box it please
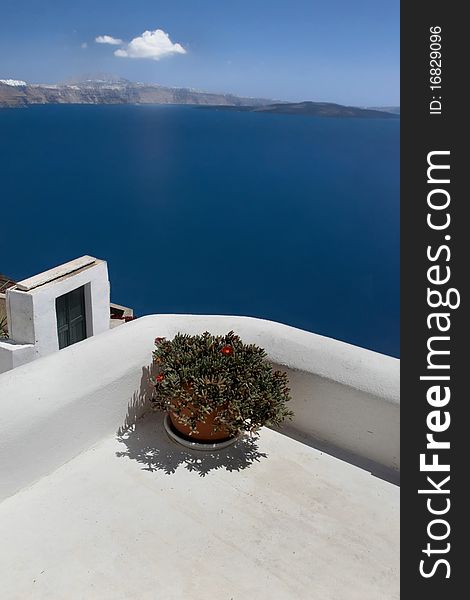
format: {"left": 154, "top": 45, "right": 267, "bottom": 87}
{"left": 198, "top": 101, "right": 399, "bottom": 119}
{"left": 0, "top": 77, "right": 399, "bottom": 118}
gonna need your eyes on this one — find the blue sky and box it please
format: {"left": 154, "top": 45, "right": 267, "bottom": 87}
{"left": 0, "top": 0, "right": 399, "bottom": 105}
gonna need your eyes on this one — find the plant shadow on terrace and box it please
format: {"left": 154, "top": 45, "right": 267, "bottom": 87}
{"left": 116, "top": 412, "right": 267, "bottom": 476}
{"left": 115, "top": 365, "right": 268, "bottom": 476}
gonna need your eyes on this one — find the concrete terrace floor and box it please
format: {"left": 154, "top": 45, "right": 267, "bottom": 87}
{"left": 0, "top": 412, "right": 399, "bottom": 600}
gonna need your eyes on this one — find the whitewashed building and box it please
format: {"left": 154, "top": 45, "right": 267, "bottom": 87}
{"left": 0, "top": 256, "right": 110, "bottom": 373}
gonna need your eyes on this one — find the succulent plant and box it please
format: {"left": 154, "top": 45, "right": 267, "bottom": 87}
{"left": 151, "top": 331, "right": 293, "bottom": 437}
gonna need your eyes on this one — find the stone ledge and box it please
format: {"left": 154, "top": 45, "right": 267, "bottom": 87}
{"left": 15, "top": 256, "right": 96, "bottom": 291}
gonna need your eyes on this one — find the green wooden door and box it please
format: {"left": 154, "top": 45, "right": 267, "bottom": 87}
{"left": 56, "top": 286, "right": 87, "bottom": 349}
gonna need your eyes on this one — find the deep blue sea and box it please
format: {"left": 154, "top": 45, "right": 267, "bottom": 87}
{"left": 0, "top": 105, "right": 399, "bottom": 356}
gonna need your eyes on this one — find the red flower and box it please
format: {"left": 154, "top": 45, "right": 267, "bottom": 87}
{"left": 221, "top": 345, "right": 233, "bottom": 356}
{"left": 155, "top": 374, "right": 165, "bottom": 383}
{"left": 154, "top": 337, "right": 165, "bottom": 345}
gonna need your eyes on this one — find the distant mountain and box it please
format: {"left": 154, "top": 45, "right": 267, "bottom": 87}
{"left": 0, "top": 79, "right": 400, "bottom": 118}
{"left": 0, "top": 78, "right": 272, "bottom": 109}
{"left": 201, "top": 101, "right": 400, "bottom": 119}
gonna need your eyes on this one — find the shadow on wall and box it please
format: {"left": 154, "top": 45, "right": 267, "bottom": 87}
{"left": 277, "top": 424, "right": 400, "bottom": 486}
{"left": 117, "top": 364, "right": 156, "bottom": 436}
{"left": 116, "top": 412, "right": 267, "bottom": 477}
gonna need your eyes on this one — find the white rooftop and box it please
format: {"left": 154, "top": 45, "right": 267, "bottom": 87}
{"left": 0, "top": 413, "right": 398, "bottom": 600}
{"left": 0, "top": 314, "right": 400, "bottom": 599}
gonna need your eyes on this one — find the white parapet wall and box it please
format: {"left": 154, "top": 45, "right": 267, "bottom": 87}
{"left": 0, "top": 315, "right": 399, "bottom": 501}
{"left": 0, "top": 339, "right": 35, "bottom": 373}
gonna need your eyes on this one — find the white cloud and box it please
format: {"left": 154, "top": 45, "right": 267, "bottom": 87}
{"left": 95, "top": 35, "right": 123, "bottom": 46}
{"left": 81, "top": 42, "right": 88, "bottom": 49}
{"left": 114, "top": 29, "right": 186, "bottom": 61}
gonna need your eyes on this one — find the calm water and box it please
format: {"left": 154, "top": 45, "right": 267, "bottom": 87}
{"left": 0, "top": 105, "right": 399, "bottom": 356}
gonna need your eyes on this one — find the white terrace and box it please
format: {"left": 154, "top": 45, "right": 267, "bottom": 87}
{"left": 0, "top": 315, "right": 399, "bottom": 600}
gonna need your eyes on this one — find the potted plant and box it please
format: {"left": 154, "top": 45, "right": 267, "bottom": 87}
{"left": 151, "top": 331, "right": 293, "bottom": 444}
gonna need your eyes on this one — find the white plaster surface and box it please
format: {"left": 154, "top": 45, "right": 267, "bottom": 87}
{"left": 0, "top": 339, "right": 35, "bottom": 373}
{"left": 0, "top": 413, "right": 399, "bottom": 600}
{"left": 0, "top": 315, "right": 399, "bottom": 503}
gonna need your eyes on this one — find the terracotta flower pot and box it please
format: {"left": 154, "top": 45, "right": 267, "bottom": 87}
{"left": 169, "top": 403, "right": 232, "bottom": 442}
